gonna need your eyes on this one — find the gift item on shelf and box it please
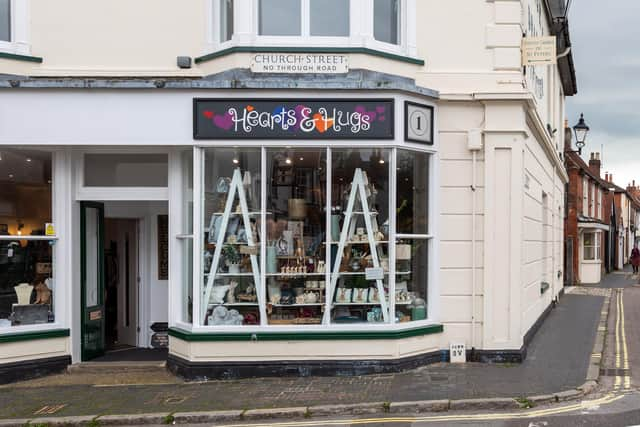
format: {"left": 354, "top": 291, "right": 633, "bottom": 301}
{"left": 367, "top": 307, "right": 383, "bottom": 322}
{"left": 268, "top": 285, "right": 281, "bottom": 305}
{"left": 410, "top": 298, "right": 427, "bottom": 321}
{"left": 304, "top": 291, "right": 319, "bottom": 303}
{"left": 14, "top": 283, "right": 33, "bottom": 305}
{"left": 396, "top": 244, "right": 412, "bottom": 260}
{"left": 34, "top": 281, "right": 52, "bottom": 305}
{"left": 226, "top": 281, "right": 239, "bottom": 303}
{"left": 208, "top": 306, "right": 243, "bottom": 326}
{"left": 288, "top": 199, "right": 307, "bottom": 219}
{"left": 316, "top": 260, "right": 326, "bottom": 273}
{"left": 352, "top": 288, "right": 368, "bottom": 304}
{"left": 331, "top": 214, "right": 341, "bottom": 242}
{"left": 237, "top": 284, "right": 257, "bottom": 302}
{"left": 266, "top": 243, "right": 278, "bottom": 273}
{"left": 368, "top": 287, "right": 380, "bottom": 303}
{"left": 210, "top": 285, "right": 230, "bottom": 304}
{"left": 335, "top": 287, "right": 352, "bottom": 303}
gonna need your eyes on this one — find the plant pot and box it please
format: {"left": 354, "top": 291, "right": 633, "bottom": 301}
{"left": 227, "top": 263, "right": 241, "bottom": 274}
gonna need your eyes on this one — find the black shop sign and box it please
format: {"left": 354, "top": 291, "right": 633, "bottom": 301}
{"left": 193, "top": 99, "right": 394, "bottom": 140}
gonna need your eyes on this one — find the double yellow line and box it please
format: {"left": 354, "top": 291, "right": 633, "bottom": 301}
{"left": 615, "top": 289, "right": 631, "bottom": 390}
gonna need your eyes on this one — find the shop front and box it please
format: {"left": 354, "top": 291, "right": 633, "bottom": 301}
{"left": 0, "top": 85, "right": 443, "bottom": 381}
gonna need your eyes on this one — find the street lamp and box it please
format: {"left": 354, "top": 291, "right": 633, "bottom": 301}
{"left": 572, "top": 113, "right": 590, "bottom": 155}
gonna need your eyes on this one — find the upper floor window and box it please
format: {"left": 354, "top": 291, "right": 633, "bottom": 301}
{"left": 374, "top": 0, "right": 399, "bottom": 45}
{"left": 210, "top": 0, "right": 417, "bottom": 58}
{"left": 258, "top": 0, "right": 350, "bottom": 37}
{"left": 0, "top": 0, "right": 9, "bottom": 42}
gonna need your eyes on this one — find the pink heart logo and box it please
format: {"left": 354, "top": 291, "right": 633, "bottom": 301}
{"left": 213, "top": 112, "right": 234, "bottom": 130}
{"left": 355, "top": 105, "right": 377, "bottom": 123}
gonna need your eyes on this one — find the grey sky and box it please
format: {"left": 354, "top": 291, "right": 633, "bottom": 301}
{"left": 567, "top": 0, "right": 640, "bottom": 187}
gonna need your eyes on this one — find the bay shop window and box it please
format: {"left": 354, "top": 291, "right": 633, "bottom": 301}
{"left": 191, "top": 147, "right": 432, "bottom": 329}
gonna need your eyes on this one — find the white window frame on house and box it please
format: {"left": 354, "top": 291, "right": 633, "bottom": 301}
{"left": 583, "top": 231, "right": 600, "bottom": 261}
{"left": 0, "top": 0, "right": 30, "bottom": 56}
{"left": 582, "top": 177, "right": 588, "bottom": 216}
{"left": 207, "top": 0, "right": 418, "bottom": 59}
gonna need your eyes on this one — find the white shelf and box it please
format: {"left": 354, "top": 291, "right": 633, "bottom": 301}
{"left": 333, "top": 302, "right": 410, "bottom": 306}
{"left": 324, "top": 240, "right": 388, "bottom": 245}
{"left": 343, "top": 211, "right": 379, "bottom": 216}
{"left": 204, "top": 273, "right": 255, "bottom": 277}
{"left": 265, "top": 273, "right": 326, "bottom": 277}
{"left": 270, "top": 303, "right": 324, "bottom": 307}
{"left": 208, "top": 302, "right": 258, "bottom": 307}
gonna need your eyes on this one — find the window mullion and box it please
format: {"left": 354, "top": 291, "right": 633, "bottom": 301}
{"left": 302, "top": 0, "right": 310, "bottom": 38}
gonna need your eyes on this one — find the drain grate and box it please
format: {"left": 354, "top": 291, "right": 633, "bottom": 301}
{"left": 600, "top": 368, "right": 631, "bottom": 376}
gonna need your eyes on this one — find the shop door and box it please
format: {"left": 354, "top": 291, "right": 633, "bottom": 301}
{"left": 81, "top": 202, "right": 106, "bottom": 361}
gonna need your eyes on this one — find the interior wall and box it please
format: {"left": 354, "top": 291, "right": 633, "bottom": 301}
{"left": 104, "top": 201, "right": 168, "bottom": 348}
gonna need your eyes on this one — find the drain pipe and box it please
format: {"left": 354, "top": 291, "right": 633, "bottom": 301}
{"left": 468, "top": 129, "right": 483, "bottom": 353}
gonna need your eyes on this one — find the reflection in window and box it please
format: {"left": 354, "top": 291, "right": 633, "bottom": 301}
{"left": 374, "top": 0, "right": 400, "bottom": 45}
{"left": 0, "top": 0, "right": 9, "bottom": 42}
{"left": 0, "top": 149, "right": 54, "bottom": 328}
{"left": 397, "top": 150, "right": 429, "bottom": 235}
{"left": 202, "top": 148, "right": 262, "bottom": 326}
{"left": 220, "top": 0, "right": 234, "bottom": 42}
{"left": 181, "top": 150, "right": 194, "bottom": 324}
{"left": 310, "top": 0, "right": 349, "bottom": 37}
{"left": 266, "top": 149, "right": 326, "bottom": 325}
{"left": 259, "top": 0, "right": 301, "bottom": 36}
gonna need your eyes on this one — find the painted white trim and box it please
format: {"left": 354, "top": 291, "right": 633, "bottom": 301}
{"left": 577, "top": 222, "right": 610, "bottom": 232}
{"left": 0, "top": 0, "right": 30, "bottom": 55}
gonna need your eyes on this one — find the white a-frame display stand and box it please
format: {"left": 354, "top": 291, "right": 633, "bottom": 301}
{"left": 201, "top": 168, "right": 262, "bottom": 323}
{"left": 323, "top": 168, "right": 389, "bottom": 324}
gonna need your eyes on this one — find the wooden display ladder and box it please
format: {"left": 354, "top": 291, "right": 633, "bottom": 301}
{"left": 323, "top": 168, "right": 389, "bottom": 323}
{"left": 201, "top": 168, "right": 262, "bottom": 323}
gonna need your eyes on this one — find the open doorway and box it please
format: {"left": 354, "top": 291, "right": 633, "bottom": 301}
{"left": 104, "top": 218, "right": 138, "bottom": 350}
{"left": 80, "top": 201, "right": 169, "bottom": 363}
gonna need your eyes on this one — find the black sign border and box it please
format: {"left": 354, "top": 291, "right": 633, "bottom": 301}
{"left": 404, "top": 101, "right": 434, "bottom": 145}
{"left": 193, "top": 98, "right": 395, "bottom": 140}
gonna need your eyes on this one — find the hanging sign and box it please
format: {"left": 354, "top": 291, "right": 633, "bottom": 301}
{"left": 194, "top": 99, "right": 394, "bottom": 140}
{"left": 250, "top": 53, "right": 349, "bottom": 74}
{"left": 522, "top": 36, "right": 557, "bottom": 66}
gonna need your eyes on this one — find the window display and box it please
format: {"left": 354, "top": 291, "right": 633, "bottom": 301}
{"left": 0, "top": 149, "right": 55, "bottom": 328}
{"left": 197, "top": 146, "right": 431, "bottom": 328}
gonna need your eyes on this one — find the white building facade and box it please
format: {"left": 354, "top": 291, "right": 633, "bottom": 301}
{"left": 0, "top": 0, "right": 575, "bottom": 381}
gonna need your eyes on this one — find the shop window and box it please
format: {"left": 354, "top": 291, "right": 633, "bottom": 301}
{"left": 181, "top": 151, "right": 194, "bottom": 324}
{"left": 0, "top": 149, "right": 55, "bottom": 329}
{"left": 374, "top": 0, "right": 400, "bottom": 45}
{"left": 395, "top": 149, "right": 429, "bottom": 323}
{"left": 83, "top": 154, "right": 168, "bottom": 187}
{"left": 201, "top": 148, "right": 262, "bottom": 326}
{"left": 195, "top": 147, "right": 432, "bottom": 328}
{"left": 0, "top": 0, "right": 9, "bottom": 42}
{"left": 583, "top": 232, "right": 600, "bottom": 261}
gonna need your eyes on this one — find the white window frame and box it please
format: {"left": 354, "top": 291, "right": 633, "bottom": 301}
{"left": 582, "top": 177, "right": 588, "bottom": 216}
{"left": 583, "top": 231, "right": 600, "bottom": 261}
{"left": 0, "top": 0, "right": 30, "bottom": 56}
{"left": 207, "top": 0, "right": 418, "bottom": 59}
{"left": 0, "top": 149, "right": 69, "bottom": 335}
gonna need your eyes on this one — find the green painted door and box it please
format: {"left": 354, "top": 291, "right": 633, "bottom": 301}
{"left": 81, "top": 202, "right": 105, "bottom": 361}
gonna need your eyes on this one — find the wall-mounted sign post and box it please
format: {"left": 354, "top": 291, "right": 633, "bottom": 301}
{"left": 522, "top": 36, "right": 557, "bottom": 66}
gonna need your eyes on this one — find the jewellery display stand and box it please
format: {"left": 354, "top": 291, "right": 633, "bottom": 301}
{"left": 323, "top": 168, "right": 389, "bottom": 324}
{"left": 202, "top": 168, "right": 262, "bottom": 324}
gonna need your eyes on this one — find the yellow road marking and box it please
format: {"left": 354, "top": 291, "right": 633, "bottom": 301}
{"left": 216, "top": 394, "right": 624, "bottom": 427}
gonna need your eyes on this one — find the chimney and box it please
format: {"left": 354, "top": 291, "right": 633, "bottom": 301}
{"left": 564, "top": 120, "right": 572, "bottom": 152}
{"left": 589, "top": 152, "right": 601, "bottom": 178}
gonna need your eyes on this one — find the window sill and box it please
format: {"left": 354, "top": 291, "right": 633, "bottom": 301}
{"left": 169, "top": 323, "right": 443, "bottom": 341}
{"left": 0, "top": 327, "right": 69, "bottom": 343}
{"left": 195, "top": 45, "right": 424, "bottom": 66}
{"left": 0, "top": 41, "right": 42, "bottom": 63}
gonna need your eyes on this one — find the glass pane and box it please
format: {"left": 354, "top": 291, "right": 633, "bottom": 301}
{"left": 310, "top": 0, "right": 349, "bottom": 36}
{"left": 374, "top": 0, "right": 400, "bottom": 45}
{"left": 0, "top": 0, "right": 9, "bottom": 42}
{"left": 397, "top": 150, "right": 429, "bottom": 235}
{"left": 85, "top": 207, "right": 100, "bottom": 307}
{"left": 259, "top": 0, "right": 301, "bottom": 36}
{"left": 330, "top": 149, "right": 391, "bottom": 324}
{"left": 583, "top": 233, "right": 593, "bottom": 246}
{"left": 0, "top": 240, "right": 54, "bottom": 327}
{"left": 202, "top": 148, "right": 262, "bottom": 326}
{"left": 266, "top": 149, "right": 326, "bottom": 325}
{"left": 84, "top": 154, "right": 168, "bottom": 187}
{"left": 182, "top": 150, "right": 193, "bottom": 324}
{"left": 0, "top": 149, "right": 52, "bottom": 237}
{"left": 584, "top": 246, "right": 594, "bottom": 260}
{"left": 394, "top": 239, "right": 428, "bottom": 322}
{"left": 220, "top": 0, "right": 234, "bottom": 42}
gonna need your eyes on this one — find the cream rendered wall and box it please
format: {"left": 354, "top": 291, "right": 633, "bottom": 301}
{"left": 438, "top": 101, "right": 485, "bottom": 348}
{"left": 0, "top": 338, "right": 69, "bottom": 364}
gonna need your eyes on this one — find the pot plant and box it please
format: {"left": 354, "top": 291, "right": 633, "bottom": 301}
{"left": 222, "top": 244, "right": 242, "bottom": 274}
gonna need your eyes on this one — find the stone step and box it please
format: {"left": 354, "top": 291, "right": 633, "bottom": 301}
{"left": 67, "top": 361, "right": 167, "bottom": 375}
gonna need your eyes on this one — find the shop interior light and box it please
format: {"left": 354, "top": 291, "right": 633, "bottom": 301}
{"left": 26, "top": 158, "right": 32, "bottom": 163}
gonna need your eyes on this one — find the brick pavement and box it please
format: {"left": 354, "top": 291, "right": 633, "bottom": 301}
{"left": 0, "top": 292, "right": 605, "bottom": 419}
